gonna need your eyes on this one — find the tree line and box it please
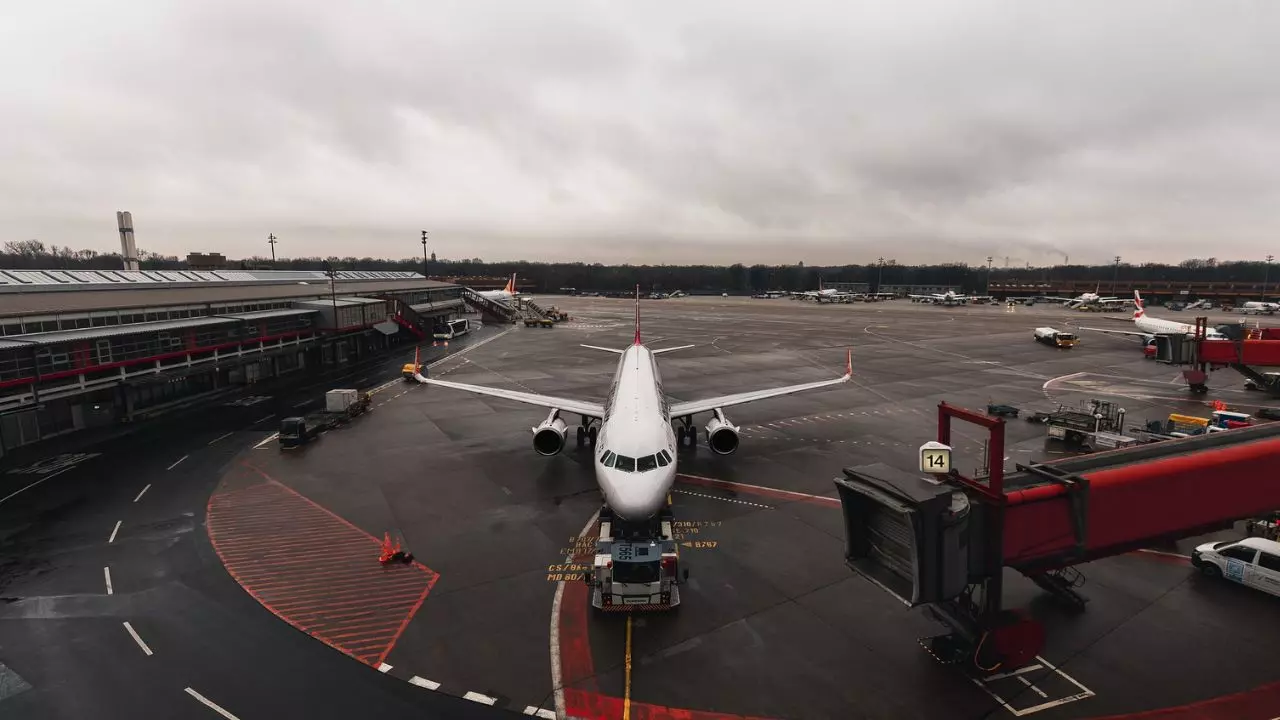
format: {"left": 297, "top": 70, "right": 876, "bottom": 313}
{"left": 2, "top": 240, "right": 1273, "bottom": 294}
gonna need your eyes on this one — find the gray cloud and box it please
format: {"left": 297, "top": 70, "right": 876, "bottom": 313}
{"left": 3, "top": 0, "right": 1279, "bottom": 266}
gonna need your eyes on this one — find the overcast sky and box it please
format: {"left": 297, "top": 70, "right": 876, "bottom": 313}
{"left": 3, "top": 1, "right": 1278, "bottom": 266}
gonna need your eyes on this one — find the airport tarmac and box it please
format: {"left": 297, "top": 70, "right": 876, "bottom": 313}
{"left": 3, "top": 296, "right": 1278, "bottom": 720}
{"left": 211, "top": 296, "right": 1280, "bottom": 719}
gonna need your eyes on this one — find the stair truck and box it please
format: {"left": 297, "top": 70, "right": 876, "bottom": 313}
{"left": 279, "top": 389, "right": 372, "bottom": 449}
{"left": 586, "top": 503, "right": 688, "bottom": 611}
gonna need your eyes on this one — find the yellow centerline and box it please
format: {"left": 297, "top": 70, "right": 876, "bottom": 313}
{"left": 623, "top": 614, "right": 633, "bottom": 720}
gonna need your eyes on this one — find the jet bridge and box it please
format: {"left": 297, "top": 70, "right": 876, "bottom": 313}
{"left": 1154, "top": 317, "right": 1280, "bottom": 394}
{"left": 834, "top": 402, "right": 1280, "bottom": 673}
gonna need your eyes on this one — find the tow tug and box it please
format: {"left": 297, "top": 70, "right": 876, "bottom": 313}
{"left": 587, "top": 500, "right": 687, "bottom": 611}
{"left": 402, "top": 347, "right": 424, "bottom": 381}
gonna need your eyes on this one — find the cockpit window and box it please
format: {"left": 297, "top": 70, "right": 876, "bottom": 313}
{"left": 600, "top": 450, "right": 615, "bottom": 467}
{"left": 655, "top": 452, "right": 669, "bottom": 468}
{"left": 660, "top": 450, "right": 672, "bottom": 463}
{"left": 614, "top": 455, "right": 636, "bottom": 472}
{"left": 637, "top": 454, "right": 658, "bottom": 472}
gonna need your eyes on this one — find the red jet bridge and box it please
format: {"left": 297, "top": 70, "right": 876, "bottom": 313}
{"left": 835, "top": 402, "right": 1280, "bottom": 673}
{"left": 1155, "top": 318, "right": 1280, "bottom": 394}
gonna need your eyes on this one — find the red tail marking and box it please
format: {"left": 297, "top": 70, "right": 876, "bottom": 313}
{"left": 505, "top": 273, "right": 516, "bottom": 294}
{"left": 634, "top": 284, "right": 642, "bottom": 345}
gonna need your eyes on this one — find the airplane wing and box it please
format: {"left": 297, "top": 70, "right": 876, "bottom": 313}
{"left": 416, "top": 375, "right": 605, "bottom": 418}
{"left": 1075, "top": 326, "right": 1149, "bottom": 339}
{"left": 668, "top": 351, "right": 852, "bottom": 418}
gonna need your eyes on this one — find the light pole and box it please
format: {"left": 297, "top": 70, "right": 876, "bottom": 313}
{"left": 1111, "top": 255, "right": 1121, "bottom": 294}
{"left": 877, "top": 257, "right": 885, "bottom": 292}
{"left": 1265, "top": 254, "right": 1274, "bottom": 300}
{"left": 324, "top": 261, "right": 339, "bottom": 331}
{"left": 986, "top": 256, "right": 993, "bottom": 295}
{"left": 420, "top": 230, "right": 429, "bottom": 278}
{"left": 268, "top": 233, "right": 277, "bottom": 262}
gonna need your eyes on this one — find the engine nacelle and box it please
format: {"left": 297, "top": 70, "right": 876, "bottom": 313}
{"left": 532, "top": 417, "right": 568, "bottom": 456}
{"left": 705, "top": 412, "right": 740, "bottom": 456}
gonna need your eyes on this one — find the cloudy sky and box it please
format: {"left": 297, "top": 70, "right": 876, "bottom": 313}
{"left": 3, "top": 1, "right": 1278, "bottom": 266}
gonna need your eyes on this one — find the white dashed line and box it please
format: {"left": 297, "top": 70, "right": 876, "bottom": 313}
{"left": 251, "top": 414, "right": 274, "bottom": 425}
{"left": 377, "top": 663, "right": 393, "bottom": 673}
{"left": 184, "top": 687, "right": 241, "bottom": 720}
{"left": 252, "top": 433, "right": 279, "bottom": 450}
{"left": 524, "top": 708, "right": 557, "bottom": 718}
{"left": 166, "top": 455, "right": 187, "bottom": 471}
{"left": 104, "top": 567, "right": 113, "bottom": 595}
{"left": 133, "top": 484, "right": 151, "bottom": 503}
{"left": 123, "top": 621, "right": 153, "bottom": 656}
{"left": 672, "top": 488, "right": 773, "bottom": 510}
{"left": 292, "top": 399, "right": 314, "bottom": 408}
{"left": 108, "top": 520, "right": 122, "bottom": 544}
{"left": 409, "top": 675, "right": 441, "bottom": 690}
{"left": 464, "top": 691, "right": 498, "bottom": 705}
{"left": 208, "top": 431, "right": 234, "bottom": 446}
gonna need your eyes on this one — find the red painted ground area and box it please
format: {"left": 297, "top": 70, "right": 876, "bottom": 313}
{"left": 207, "top": 464, "right": 439, "bottom": 666}
{"left": 1094, "top": 679, "right": 1280, "bottom": 720}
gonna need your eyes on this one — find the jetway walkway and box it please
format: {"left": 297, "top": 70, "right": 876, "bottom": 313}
{"left": 461, "top": 287, "right": 520, "bottom": 324}
{"left": 1155, "top": 317, "right": 1280, "bottom": 394}
{"left": 834, "top": 401, "right": 1280, "bottom": 673}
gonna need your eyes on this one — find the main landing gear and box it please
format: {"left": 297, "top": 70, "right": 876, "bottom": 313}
{"left": 675, "top": 416, "right": 696, "bottom": 450}
{"left": 576, "top": 417, "right": 599, "bottom": 449}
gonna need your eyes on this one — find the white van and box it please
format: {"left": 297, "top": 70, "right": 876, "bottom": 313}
{"left": 1192, "top": 537, "right": 1280, "bottom": 597}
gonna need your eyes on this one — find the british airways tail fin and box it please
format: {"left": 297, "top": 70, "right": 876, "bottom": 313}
{"left": 1133, "top": 290, "right": 1145, "bottom": 318}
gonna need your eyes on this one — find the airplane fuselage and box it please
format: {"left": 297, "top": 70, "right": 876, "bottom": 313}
{"left": 593, "top": 345, "right": 678, "bottom": 521}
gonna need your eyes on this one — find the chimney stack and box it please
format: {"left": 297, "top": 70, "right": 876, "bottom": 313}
{"left": 116, "top": 211, "right": 139, "bottom": 271}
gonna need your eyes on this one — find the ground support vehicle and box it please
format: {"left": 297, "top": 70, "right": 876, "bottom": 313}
{"left": 986, "top": 403, "right": 1020, "bottom": 418}
{"left": 587, "top": 505, "right": 686, "bottom": 611}
{"left": 279, "top": 389, "right": 372, "bottom": 449}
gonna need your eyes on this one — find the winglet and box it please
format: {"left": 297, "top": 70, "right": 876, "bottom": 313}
{"left": 844, "top": 348, "right": 853, "bottom": 379}
{"left": 634, "top": 283, "right": 642, "bottom": 345}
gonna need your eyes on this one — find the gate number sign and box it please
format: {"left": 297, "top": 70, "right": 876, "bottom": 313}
{"left": 919, "top": 441, "right": 952, "bottom": 474}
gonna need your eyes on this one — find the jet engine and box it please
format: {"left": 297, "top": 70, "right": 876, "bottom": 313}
{"left": 705, "top": 409, "right": 740, "bottom": 456}
{"left": 532, "top": 411, "right": 568, "bottom": 456}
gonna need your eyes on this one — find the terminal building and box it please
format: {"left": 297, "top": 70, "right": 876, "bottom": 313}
{"left": 0, "top": 268, "right": 463, "bottom": 458}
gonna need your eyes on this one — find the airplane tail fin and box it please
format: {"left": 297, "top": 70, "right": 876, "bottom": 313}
{"left": 1133, "top": 290, "right": 1145, "bottom": 318}
{"left": 504, "top": 273, "right": 516, "bottom": 295}
{"left": 634, "top": 284, "right": 642, "bottom": 345}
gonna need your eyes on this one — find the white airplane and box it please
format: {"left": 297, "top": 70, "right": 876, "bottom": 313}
{"left": 1078, "top": 290, "right": 1229, "bottom": 344}
{"left": 477, "top": 273, "right": 522, "bottom": 303}
{"left": 908, "top": 290, "right": 980, "bottom": 306}
{"left": 415, "top": 291, "right": 852, "bottom": 520}
{"left": 1238, "top": 301, "right": 1279, "bottom": 315}
{"left": 1038, "top": 284, "right": 1129, "bottom": 309}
